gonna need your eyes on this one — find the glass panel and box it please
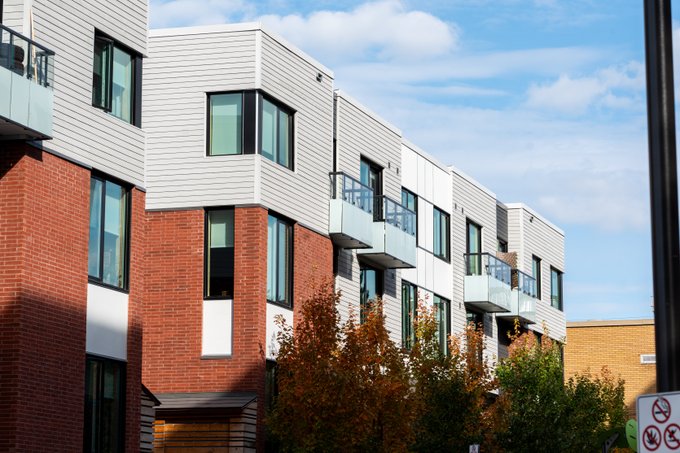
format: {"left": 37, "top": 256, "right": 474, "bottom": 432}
{"left": 261, "top": 99, "right": 277, "bottom": 162}
{"left": 360, "top": 267, "right": 380, "bottom": 323}
{"left": 551, "top": 269, "right": 562, "bottom": 309}
{"left": 277, "top": 221, "right": 288, "bottom": 303}
{"left": 111, "top": 46, "right": 132, "bottom": 123}
{"left": 532, "top": 256, "right": 542, "bottom": 298}
{"left": 360, "top": 160, "right": 370, "bottom": 188}
{"left": 210, "top": 94, "right": 242, "bottom": 156}
{"left": 267, "top": 215, "right": 276, "bottom": 301}
{"left": 88, "top": 178, "right": 103, "bottom": 278}
{"left": 467, "top": 222, "right": 481, "bottom": 275}
{"left": 84, "top": 357, "right": 124, "bottom": 453}
{"left": 83, "top": 359, "right": 101, "bottom": 452}
{"left": 435, "top": 296, "right": 450, "bottom": 355}
{"left": 401, "top": 282, "right": 416, "bottom": 349}
{"left": 207, "top": 210, "right": 234, "bottom": 298}
{"left": 100, "top": 360, "right": 123, "bottom": 452}
{"left": 433, "top": 209, "right": 441, "bottom": 256}
{"left": 102, "top": 181, "right": 127, "bottom": 288}
{"left": 278, "top": 109, "right": 290, "bottom": 167}
{"left": 92, "top": 37, "right": 111, "bottom": 110}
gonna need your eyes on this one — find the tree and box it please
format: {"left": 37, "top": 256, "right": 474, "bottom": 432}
{"left": 410, "top": 303, "right": 499, "bottom": 452}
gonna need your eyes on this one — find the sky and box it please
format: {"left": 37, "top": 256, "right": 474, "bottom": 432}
{"left": 149, "top": 0, "right": 669, "bottom": 322}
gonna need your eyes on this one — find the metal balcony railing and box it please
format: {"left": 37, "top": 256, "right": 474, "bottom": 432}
{"left": 330, "top": 172, "right": 373, "bottom": 215}
{"left": 465, "top": 253, "right": 512, "bottom": 285}
{"left": 514, "top": 269, "right": 537, "bottom": 298}
{"left": 373, "top": 195, "right": 416, "bottom": 237}
{"left": 1, "top": 23, "right": 55, "bottom": 88}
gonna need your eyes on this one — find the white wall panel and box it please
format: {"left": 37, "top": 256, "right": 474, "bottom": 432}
{"left": 266, "top": 303, "right": 293, "bottom": 359}
{"left": 202, "top": 299, "right": 233, "bottom": 357}
{"left": 86, "top": 284, "right": 129, "bottom": 360}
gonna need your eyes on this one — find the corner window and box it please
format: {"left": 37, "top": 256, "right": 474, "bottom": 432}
{"left": 466, "top": 220, "right": 482, "bottom": 275}
{"left": 550, "top": 267, "right": 563, "bottom": 310}
{"left": 360, "top": 265, "right": 383, "bottom": 323}
{"left": 401, "top": 188, "right": 417, "bottom": 241}
{"left": 434, "top": 295, "right": 450, "bottom": 356}
{"left": 205, "top": 209, "right": 234, "bottom": 298}
{"left": 267, "top": 214, "right": 292, "bottom": 306}
{"left": 260, "top": 97, "right": 293, "bottom": 169}
{"left": 208, "top": 93, "right": 243, "bottom": 156}
{"left": 88, "top": 176, "right": 129, "bottom": 289}
{"left": 401, "top": 280, "right": 417, "bottom": 350}
{"left": 84, "top": 355, "right": 125, "bottom": 453}
{"left": 532, "top": 255, "right": 542, "bottom": 299}
{"left": 433, "top": 207, "right": 450, "bottom": 261}
{"left": 92, "top": 32, "right": 141, "bottom": 126}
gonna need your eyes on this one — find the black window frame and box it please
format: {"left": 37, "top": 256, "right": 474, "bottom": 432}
{"left": 434, "top": 294, "right": 451, "bottom": 356}
{"left": 204, "top": 207, "right": 235, "bottom": 300}
{"left": 91, "top": 30, "right": 142, "bottom": 127}
{"left": 83, "top": 354, "right": 126, "bottom": 453}
{"left": 550, "top": 266, "right": 563, "bottom": 311}
{"left": 359, "top": 264, "right": 383, "bottom": 323}
{"left": 259, "top": 93, "right": 295, "bottom": 170}
{"left": 466, "top": 219, "right": 482, "bottom": 275}
{"left": 205, "top": 90, "right": 257, "bottom": 157}
{"left": 267, "top": 213, "right": 293, "bottom": 308}
{"left": 497, "top": 238, "right": 508, "bottom": 253}
{"left": 532, "top": 255, "right": 542, "bottom": 299}
{"left": 401, "top": 280, "right": 418, "bottom": 350}
{"left": 88, "top": 173, "right": 131, "bottom": 292}
{"left": 433, "top": 206, "right": 450, "bottom": 262}
{"left": 401, "top": 187, "right": 418, "bottom": 243}
{"left": 360, "top": 157, "right": 383, "bottom": 219}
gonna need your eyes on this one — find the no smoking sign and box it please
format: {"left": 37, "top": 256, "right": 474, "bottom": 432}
{"left": 639, "top": 391, "right": 680, "bottom": 452}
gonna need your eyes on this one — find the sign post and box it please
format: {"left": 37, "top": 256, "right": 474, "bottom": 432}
{"left": 638, "top": 391, "right": 680, "bottom": 452}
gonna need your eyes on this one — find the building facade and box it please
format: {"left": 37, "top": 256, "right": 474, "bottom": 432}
{"left": 0, "top": 0, "right": 149, "bottom": 451}
{"left": 565, "top": 319, "right": 656, "bottom": 417}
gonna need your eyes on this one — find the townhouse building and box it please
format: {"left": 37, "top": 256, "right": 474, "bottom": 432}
{"left": 0, "top": 0, "right": 150, "bottom": 451}
{"left": 142, "top": 23, "right": 566, "bottom": 451}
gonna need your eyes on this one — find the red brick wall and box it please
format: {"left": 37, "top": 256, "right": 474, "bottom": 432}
{"left": 293, "top": 223, "right": 334, "bottom": 319}
{"left": 0, "top": 144, "right": 89, "bottom": 451}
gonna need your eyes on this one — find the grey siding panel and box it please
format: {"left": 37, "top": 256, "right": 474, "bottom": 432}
{"left": 144, "top": 30, "right": 259, "bottom": 208}
{"left": 258, "top": 31, "right": 334, "bottom": 233}
{"left": 22, "top": 0, "right": 148, "bottom": 186}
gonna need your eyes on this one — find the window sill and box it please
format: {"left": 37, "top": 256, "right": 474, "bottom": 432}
{"left": 204, "top": 295, "right": 234, "bottom": 301}
{"left": 201, "top": 355, "right": 232, "bottom": 360}
{"left": 88, "top": 278, "right": 129, "bottom": 294}
{"left": 267, "top": 300, "right": 293, "bottom": 310}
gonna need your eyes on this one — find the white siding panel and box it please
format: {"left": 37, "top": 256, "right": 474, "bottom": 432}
{"left": 86, "top": 284, "right": 129, "bottom": 360}
{"left": 401, "top": 146, "right": 418, "bottom": 192}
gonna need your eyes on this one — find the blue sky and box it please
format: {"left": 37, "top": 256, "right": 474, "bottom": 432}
{"left": 149, "top": 0, "right": 665, "bottom": 321}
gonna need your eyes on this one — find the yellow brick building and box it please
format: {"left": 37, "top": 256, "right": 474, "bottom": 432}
{"left": 564, "top": 319, "right": 656, "bottom": 417}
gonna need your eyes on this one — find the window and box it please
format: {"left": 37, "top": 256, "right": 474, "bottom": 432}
{"left": 466, "top": 220, "right": 482, "bottom": 275}
{"left": 88, "top": 176, "right": 129, "bottom": 289}
{"left": 84, "top": 355, "right": 125, "bottom": 453}
{"left": 497, "top": 238, "right": 508, "bottom": 253}
{"left": 267, "top": 214, "right": 292, "bottom": 306}
{"left": 401, "top": 188, "right": 417, "bottom": 241}
{"left": 260, "top": 96, "right": 293, "bottom": 169}
{"left": 466, "top": 310, "right": 484, "bottom": 362}
{"left": 360, "top": 265, "right": 383, "bottom": 323}
{"left": 205, "top": 209, "right": 234, "bottom": 298}
{"left": 361, "top": 158, "right": 382, "bottom": 218}
{"left": 92, "top": 32, "right": 141, "bottom": 126}
{"left": 433, "top": 207, "right": 450, "bottom": 261}
{"left": 208, "top": 93, "right": 243, "bottom": 156}
{"left": 434, "top": 295, "right": 450, "bottom": 356}
{"left": 550, "top": 267, "right": 563, "bottom": 310}
{"left": 401, "top": 281, "right": 417, "bottom": 349}
{"left": 532, "top": 255, "right": 542, "bottom": 299}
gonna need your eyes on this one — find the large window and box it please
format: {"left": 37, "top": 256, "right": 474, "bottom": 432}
{"left": 551, "top": 267, "right": 563, "bottom": 310}
{"left": 267, "top": 214, "right": 292, "bottom": 306}
{"left": 360, "top": 265, "right": 383, "bottom": 323}
{"left": 401, "top": 281, "right": 417, "bottom": 350}
{"left": 466, "top": 220, "right": 482, "bottom": 275}
{"left": 434, "top": 295, "right": 450, "bottom": 356}
{"left": 532, "top": 255, "right": 542, "bottom": 299}
{"left": 208, "top": 93, "right": 243, "bottom": 156}
{"left": 205, "top": 209, "right": 234, "bottom": 298}
{"left": 361, "top": 158, "right": 382, "bottom": 217}
{"left": 433, "top": 207, "right": 450, "bottom": 261}
{"left": 261, "top": 97, "right": 293, "bottom": 169}
{"left": 401, "top": 188, "right": 417, "bottom": 241}
{"left": 88, "top": 176, "right": 129, "bottom": 289}
{"left": 92, "top": 32, "right": 141, "bottom": 126}
{"left": 84, "top": 355, "right": 125, "bottom": 453}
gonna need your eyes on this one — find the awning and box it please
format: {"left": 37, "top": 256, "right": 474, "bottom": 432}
{"left": 154, "top": 392, "right": 257, "bottom": 418}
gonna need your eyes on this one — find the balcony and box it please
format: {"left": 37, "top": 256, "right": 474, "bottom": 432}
{"left": 498, "top": 269, "right": 537, "bottom": 324}
{"left": 329, "top": 172, "right": 374, "bottom": 249}
{"left": 0, "top": 24, "right": 54, "bottom": 141}
{"left": 464, "top": 253, "right": 512, "bottom": 313}
{"left": 357, "top": 195, "right": 416, "bottom": 269}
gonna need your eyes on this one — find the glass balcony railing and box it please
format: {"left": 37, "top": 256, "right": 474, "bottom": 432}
{"left": 465, "top": 253, "right": 512, "bottom": 285}
{"left": 374, "top": 195, "right": 416, "bottom": 237}
{"left": 1, "top": 24, "right": 55, "bottom": 88}
{"left": 330, "top": 172, "right": 373, "bottom": 214}
{"left": 514, "top": 269, "right": 537, "bottom": 297}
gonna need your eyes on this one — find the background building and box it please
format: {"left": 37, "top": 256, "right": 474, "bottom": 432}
{"left": 564, "top": 319, "right": 656, "bottom": 417}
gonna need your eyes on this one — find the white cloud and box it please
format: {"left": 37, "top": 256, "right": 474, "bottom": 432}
{"left": 259, "top": 1, "right": 458, "bottom": 63}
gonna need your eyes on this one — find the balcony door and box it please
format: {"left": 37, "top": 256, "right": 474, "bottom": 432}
{"left": 466, "top": 220, "right": 482, "bottom": 275}
{"left": 360, "top": 158, "right": 382, "bottom": 218}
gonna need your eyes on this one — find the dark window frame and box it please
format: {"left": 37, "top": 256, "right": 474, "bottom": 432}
{"left": 401, "top": 280, "right": 418, "bottom": 350}
{"left": 88, "top": 173, "right": 131, "bottom": 293}
{"left": 203, "top": 207, "right": 235, "bottom": 300}
{"left": 267, "top": 213, "right": 294, "bottom": 308}
{"left": 401, "top": 187, "right": 418, "bottom": 243}
{"left": 497, "top": 238, "right": 508, "bottom": 253}
{"left": 532, "top": 255, "right": 542, "bottom": 299}
{"left": 466, "top": 219, "right": 482, "bottom": 275}
{"left": 550, "top": 266, "right": 563, "bottom": 311}
{"left": 359, "top": 264, "right": 384, "bottom": 323}
{"left": 433, "top": 206, "right": 450, "bottom": 262}
{"left": 258, "top": 92, "right": 295, "bottom": 170}
{"left": 91, "top": 30, "right": 142, "bottom": 127}
{"left": 434, "top": 294, "right": 451, "bottom": 356}
{"left": 83, "top": 354, "right": 126, "bottom": 453}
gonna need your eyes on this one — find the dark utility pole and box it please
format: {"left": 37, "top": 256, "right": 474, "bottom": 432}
{"left": 644, "top": 0, "right": 680, "bottom": 393}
